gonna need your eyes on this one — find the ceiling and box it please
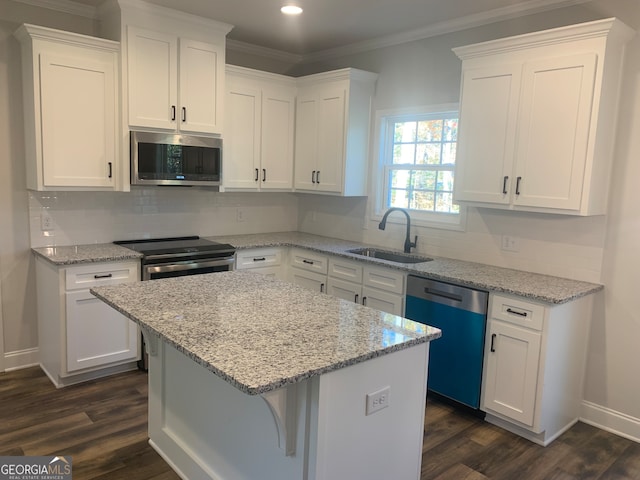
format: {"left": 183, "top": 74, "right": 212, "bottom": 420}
{"left": 24, "top": 0, "right": 594, "bottom": 56}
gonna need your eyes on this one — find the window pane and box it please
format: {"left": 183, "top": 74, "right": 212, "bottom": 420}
{"left": 417, "top": 120, "right": 442, "bottom": 142}
{"left": 393, "top": 144, "right": 416, "bottom": 164}
{"left": 410, "top": 191, "right": 435, "bottom": 211}
{"left": 435, "top": 192, "right": 459, "bottom": 213}
{"left": 390, "top": 170, "right": 411, "bottom": 189}
{"left": 443, "top": 119, "right": 458, "bottom": 141}
{"left": 416, "top": 144, "right": 440, "bottom": 165}
{"left": 394, "top": 122, "right": 417, "bottom": 143}
{"left": 442, "top": 142, "right": 456, "bottom": 165}
{"left": 437, "top": 170, "right": 455, "bottom": 191}
{"left": 390, "top": 189, "right": 409, "bottom": 208}
{"left": 413, "top": 170, "right": 436, "bottom": 190}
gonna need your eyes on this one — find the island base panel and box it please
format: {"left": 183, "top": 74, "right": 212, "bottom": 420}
{"left": 148, "top": 340, "right": 430, "bottom": 480}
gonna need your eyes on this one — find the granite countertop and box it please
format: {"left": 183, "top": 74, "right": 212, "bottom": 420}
{"left": 32, "top": 231, "right": 603, "bottom": 304}
{"left": 91, "top": 271, "right": 441, "bottom": 395}
{"left": 208, "top": 232, "right": 603, "bottom": 305}
{"left": 32, "top": 243, "right": 142, "bottom": 265}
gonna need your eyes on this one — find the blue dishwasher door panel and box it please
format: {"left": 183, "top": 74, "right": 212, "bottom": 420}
{"left": 405, "top": 295, "right": 486, "bottom": 409}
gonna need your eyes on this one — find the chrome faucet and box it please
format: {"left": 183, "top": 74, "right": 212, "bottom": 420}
{"left": 378, "top": 208, "right": 417, "bottom": 253}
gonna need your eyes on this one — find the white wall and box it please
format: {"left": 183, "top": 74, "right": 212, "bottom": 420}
{"left": 0, "top": 1, "right": 96, "bottom": 365}
{"left": 294, "top": 0, "right": 640, "bottom": 440}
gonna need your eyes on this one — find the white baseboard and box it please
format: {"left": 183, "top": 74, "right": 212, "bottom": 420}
{"left": 581, "top": 400, "right": 640, "bottom": 444}
{"left": 3, "top": 347, "right": 39, "bottom": 371}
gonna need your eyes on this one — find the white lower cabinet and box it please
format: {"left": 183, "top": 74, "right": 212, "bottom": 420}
{"left": 36, "top": 258, "right": 140, "bottom": 387}
{"left": 481, "top": 292, "right": 593, "bottom": 445}
{"left": 288, "top": 249, "right": 328, "bottom": 294}
{"left": 235, "top": 248, "right": 284, "bottom": 280}
{"left": 327, "top": 258, "right": 404, "bottom": 315}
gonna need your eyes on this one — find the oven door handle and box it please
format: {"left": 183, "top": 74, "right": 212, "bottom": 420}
{"left": 143, "top": 257, "right": 235, "bottom": 280}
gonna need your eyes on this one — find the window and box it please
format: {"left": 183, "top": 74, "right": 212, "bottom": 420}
{"left": 374, "top": 105, "right": 465, "bottom": 230}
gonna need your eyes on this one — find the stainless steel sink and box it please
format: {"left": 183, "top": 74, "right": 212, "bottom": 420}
{"left": 346, "top": 248, "right": 433, "bottom": 264}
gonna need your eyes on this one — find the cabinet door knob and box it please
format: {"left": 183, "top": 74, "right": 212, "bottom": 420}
{"left": 502, "top": 176, "right": 509, "bottom": 194}
{"left": 515, "top": 176, "right": 522, "bottom": 195}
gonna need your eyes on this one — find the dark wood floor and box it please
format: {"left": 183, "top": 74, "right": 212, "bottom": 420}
{"left": 1, "top": 367, "right": 639, "bottom": 480}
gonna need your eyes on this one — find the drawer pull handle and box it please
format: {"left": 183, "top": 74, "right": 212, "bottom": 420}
{"left": 302, "top": 259, "right": 314, "bottom": 265}
{"left": 362, "top": 296, "right": 367, "bottom": 306}
{"left": 506, "top": 308, "right": 528, "bottom": 317}
{"left": 94, "top": 274, "right": 113, "bottom": 279}
{"left": 320, "top": 283, "right": 325, "bottom": 293}
{"left": 354, "top": 294, "right": 359, "bottom": 303}
{"left": 491, "top": 333, "right": 496, "bottom": 352}
{"left": 253, "top": 257, "right": 266, "bottom": 262}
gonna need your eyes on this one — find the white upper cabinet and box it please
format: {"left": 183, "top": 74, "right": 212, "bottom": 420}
{"left": 127, "top": 26, "right": 224, "bottom": 135}
{"left": 224, "top": 66, "right": 296, "bottom": 191}
{"left": 15, "top": 24, "right": 120, "bottom": 191}
{"left": 453, "top": 18, "right": 634, "bottom": 216}
{"left": 294, "top": 69, "right": 377, "bottom": 196}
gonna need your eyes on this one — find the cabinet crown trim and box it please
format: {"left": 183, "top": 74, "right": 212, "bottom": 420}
{"left": 114, "top": 0, "right": 233, "bottom": 35}
{"left": 296, "top": 67, "right": 378, "bottom": 85}
{"left": 453, "top": 17, "right": 634, "bottom": 60}
{"left": 14, "top": 24, "right": 120, "bottom": 51}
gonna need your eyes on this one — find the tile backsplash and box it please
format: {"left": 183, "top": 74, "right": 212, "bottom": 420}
{"left": 29, "top": 189, "right": 299, "bottom": 247}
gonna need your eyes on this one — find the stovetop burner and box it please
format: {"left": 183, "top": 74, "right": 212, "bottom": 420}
{"left": 114, "top": 236, "right": 236, "bottom": 259}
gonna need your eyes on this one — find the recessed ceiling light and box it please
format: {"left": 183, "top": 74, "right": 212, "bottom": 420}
{"left": 281, "top": 5, "right": 303, "bottom": 15}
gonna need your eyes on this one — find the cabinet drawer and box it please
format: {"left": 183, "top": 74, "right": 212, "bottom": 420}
{"left": 328, "top": 258, "right": 363, "bottom": 283}
{"left": 236, "top": 248, "right": 283, "bottom": 270}
{"left": 490, "top": 293, "right": 545, "bottom": 331}
{"left": 65, "top": 262, "right": 139, "bottom": 290}
{"left": 363, "top": 266, "right": 405, "bottom": 294}
{"left": 290, "top": 249, "right": 328, "bottom": 274}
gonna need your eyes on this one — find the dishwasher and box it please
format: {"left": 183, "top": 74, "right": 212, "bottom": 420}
{"left": 405, "top": 275, "right": 488, "bottom": 410}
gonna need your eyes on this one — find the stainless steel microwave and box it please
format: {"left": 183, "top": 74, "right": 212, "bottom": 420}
{"left": 130, "top": 131, "right": 222, "bottom": 187}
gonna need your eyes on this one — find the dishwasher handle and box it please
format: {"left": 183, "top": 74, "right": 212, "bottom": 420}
{"left": 424, "top": 287, "right": 463, "bottom": 304}
{"left": 406, "top": 275, "right": 488, "bottom": 315}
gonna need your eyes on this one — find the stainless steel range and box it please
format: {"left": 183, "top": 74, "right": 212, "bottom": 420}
{"left": 114, "top": 236, "right": 236, "bottom": 280}
{"left": 114, "top": 236, "right": 236, "bottom": 370}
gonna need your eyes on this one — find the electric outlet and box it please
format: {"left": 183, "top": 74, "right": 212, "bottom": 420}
{"left": 41, "top": 212, "right": 53, "bottom": 231}
{"left": 501, "top": 235, "right": 520, "bottom": 252}
{"left": 236, "top": 208, "right": 246, "bottom": 222}
{"left": 366, "top": 386, "right": 390, "bottom": 416}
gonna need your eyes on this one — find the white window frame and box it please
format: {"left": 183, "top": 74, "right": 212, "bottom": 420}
{"left": 371, "top": 104, "right": 466, "bottom": 231}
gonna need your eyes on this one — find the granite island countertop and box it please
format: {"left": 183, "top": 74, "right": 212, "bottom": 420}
{"left": 91, "top": 271, "right": 441, "bottom": 395}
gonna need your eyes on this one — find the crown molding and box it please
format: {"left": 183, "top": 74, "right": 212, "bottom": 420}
{"left": 302, "top": 0, "right": 594, "bottom": 63}
{"left": 226, "top": 38, "right": 304, "bottom": 66}
{"left": 10, "top": 0, "right": 98, "bottom": 19}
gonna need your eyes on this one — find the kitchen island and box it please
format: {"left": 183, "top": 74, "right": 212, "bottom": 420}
{"left": 92, "top": 271, "right": 441, "bottom": 480}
